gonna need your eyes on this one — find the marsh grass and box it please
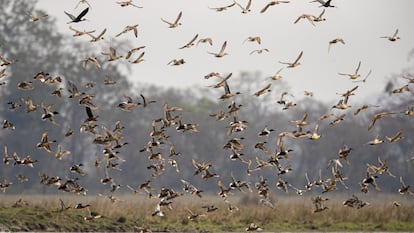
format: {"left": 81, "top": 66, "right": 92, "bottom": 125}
{"left": 0, "top": 193, "right": 413, "bottom": 232}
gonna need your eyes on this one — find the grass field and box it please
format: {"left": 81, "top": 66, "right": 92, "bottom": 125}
{"left": 0, "top": 193, "right": 413, "bottom": 232}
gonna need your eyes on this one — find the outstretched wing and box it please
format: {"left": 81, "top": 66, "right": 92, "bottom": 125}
{"left": 85, "top": 106, "right": 94, "bottom": 119}
{"left": 75, "top": 7, "right": 89, "bottom": 21}
{"left": 294, "top": 51, "right": 303, "bottom": 64}
{"left": 64, "top": 11, "right": 76, "bottom": 20}
{"left": 219, "top": 41, "right": 227, "bottom": 54}
{"left": 174, "top": 11, "right": 183, "bottom": 24}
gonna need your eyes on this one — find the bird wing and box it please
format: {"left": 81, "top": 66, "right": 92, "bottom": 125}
{"left": 355, "top": 61, "right": 361, "bottom": 74}
{"left": 293, "top": 15, "right": 304, "bottom": 24}
{"left": 160, "top": 18, "right": 172, "bottom": 26}
{"left": 85, "top": 106, "right": 94, "bottom": 119}
{"left": 41, "top": 131, "right": 49, "bottom": 143}
{"left": 393, "top": 29, "right": 399, "bottom": 38}
{"left": 233, "top": 0, "right": 244, "bottom": 10}
{"left": 318, "top": 9, "right": 325, "bottom": 17}
{"left": 191, "top": 159, "right": 200, "bottom": 169}
{"left": 174, "top": 11, "right": 183, "bottom": 24}
{"left": 399, "top": 176, "right": 406, "bottom": 187}
{"left": 97, "top": 28, "right": 107, "bottom": 38}
{"left": 64, "top": 11, "right": 76, "bottom": 20}
{"left": 367, "top": 117, "right": 377, "bottom": 131}
{"left": 124, "top": 95, "right": 133, "bottom": 103}
{"left": 140, "top": 94, "right": 147, "bottom": 106}
{"left": 246, "top": 0, "right": 252, "bottom": 9}
{"left": 67, "top": 80, "right": 78, "bottom": 94}
{"left": 260, "top": 2, "right": 272, "bottom": 13}
{"left": 219, "top": 41, "right": 227, "bottom": 54}
{"left": 223, "top": 81, "right": 231, "bottom": 94}
{"left": 133, "top": 27, "right": 138, "bottom": 37}
{"left": 314, "top": 0, "right": 327, "bottom": 4}
{"left": 256, "top": 83, "right": 271, "bottom": 95}
{"left": 180, "top": 34, "right": 198, "bottom": 49}
{"left": 68, "top": 26, "right": 81, "bottom": 33}
{"left": 294, "top": 51, "right": 303, "bottom": 64}
{"left": 301, "top": 112, "right": 308, "bottom": 122}
{"left": 75, "top": 7, "right": 89, "bottom": 21}
{"left": 110, "top": 47, "right": 117, "bottom": 57}
{"left": 131, "top": 52, "right": 145, "bottom": 63}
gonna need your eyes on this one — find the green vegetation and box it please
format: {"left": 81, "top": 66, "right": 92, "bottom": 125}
{"left": 0, "top": 195, "right": 413, "bottom": 232}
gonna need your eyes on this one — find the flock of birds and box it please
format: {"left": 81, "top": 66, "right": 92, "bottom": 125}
{"left": 1, "top": 0, "right": 413, "bottom": 230}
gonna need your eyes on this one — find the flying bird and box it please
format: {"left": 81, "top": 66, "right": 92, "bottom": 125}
{"left": 294, "top": 14, "right": 316, "bottom": 26}
{"left": 249, "top": 48, "right": 269, "bottom": 55}
{"left": 64, "top": 7, "right": 89, "bottom": 23}
{"left": 125, "top": 46, "right": 146, "bottom": 59}
{"left": 197, "top": 37, "right": 213, "bottom": 46}
{"left": 25, "top": 11, "right": 48, "bottom": 22}
{"left": 368, "top": 112, "right": 397, "bottom": 131}
{"left": 69, "top": 26, "right": 95, "bottom": 37}
{"left": 116, "top": 0, "right": 143, "bottom": 8}
{"left": 311, "top": 0, "right": 335, "bottom": 8}
{"left": 260, "top": 1, "right": 290, "bottom": 13}
{"left": 338, "top": 61, "right": 361, "bottom": 80}
{"left": 86, "top": 28, "right": 107, "bottom": 42}
{"left": 243, "top": 36, "right": 261, "bottom": 45}
{"left": 279, "top": 51, "right": 303, "bottom": 68}
{"left": 381, "top": 29, "right": 400, "bottom": 42}
{"left": 138, "top": 94, "right": 156, "bottom": 107}
{"left": 209, "top": 2, "right": 236, "bottom": 12}
{"left": 328, "top": 38, "right": 345, "bottom": 52}
{"left": 129, "top": 51, "right": 145, "bottom": 64}
{"left": 37, "top": 131, "right": 56, "bottom": 153}
{"left": 254, "top": 83, "right": 272, "bottom": 97}
{"left": 234, "top": 0, "right": 252, "bottom": 14}
{"left": 116, "top": 24, "right": 139, "bottom": 38}
{"left": 208, "top": 41, "right": 229, "bottom": 58}
{"left": 161, "top": 11, "right": 183, "bottom": 28}
{"left": 179, "top": 34, "right": 199, "bottom": 49}
{"left": 101, "top": 47, "right": 123, "bottom": 61}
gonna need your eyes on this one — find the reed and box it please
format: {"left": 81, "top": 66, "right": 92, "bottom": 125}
{"left": 0, "top": 193, "right": 413, "bottom": 232}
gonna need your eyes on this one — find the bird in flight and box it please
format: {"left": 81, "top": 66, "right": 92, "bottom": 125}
{"left": 294, "top": 14, "right": 316, "bottom": 26}
{"left": 86, "top": 28, "right": 107, "bottom": 42}
{"left": 179, "top": 34, "right": 199, "bottom": 49}
{"left": 25, "top": 11, "right": 48, "bottom": 22}
{"left": 243, "top": 36, "right": 261, "bottom": 45}
{"left": 279, "top": 51, "right": 303, "bottom": 68}
{"left": 161, "top": 11, "right": 183, "bottom": 28}
{"left": 208, "top": 41, "right": 229, "bottom": 58}
{"left": 234, "top": 0, "right": 252, "bottom": 14}
{"left": 249, "top": 48, "right": 269, "bottom": 55}
{"left": 209, "top": 2, "right": 236, "bottom": 12}
{"left": 117, "top": 0, "right": 143, "bottom": 8}
{"left": 64, "top": 7, "right": 89, "bottom": 23}
{"left": 260, "top": 1, "right": 290, "bottom": 14}
{"left": 116, "top": 24, "right": 139, "bottom": 38}
{"left": 68, "top": 26, "right": 95, "bottom": 37}
{"left": 338, "top": 61, "right": 361, "bottom": 80}
{"left": 311, "top": 0, "right": 335, "bottom": 8}
{"left": 381, "top": 29, "right": 400, "bottom": 42}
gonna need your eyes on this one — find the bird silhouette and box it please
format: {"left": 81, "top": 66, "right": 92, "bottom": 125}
{"left": 64, "top": 7, "right": 89, "bottom": 23}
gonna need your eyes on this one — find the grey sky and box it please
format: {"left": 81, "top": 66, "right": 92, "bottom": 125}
{"left": 36, "top": 0, "right": 414, "bottom": 103}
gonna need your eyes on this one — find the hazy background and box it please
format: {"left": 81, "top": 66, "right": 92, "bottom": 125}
{"left": 36, "top": 0, "right": 414, "bottom": 103}
{"left": 0, "top": 0, "right": 413, "bottom": 198}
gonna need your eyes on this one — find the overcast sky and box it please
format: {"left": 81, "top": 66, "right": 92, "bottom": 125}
{"left": 35, "top": 0, "right": 414, "bottom": 103}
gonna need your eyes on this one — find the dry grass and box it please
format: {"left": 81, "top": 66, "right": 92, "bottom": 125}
{"left": 0, "top": 193, "right": 413, "bottom": 232}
